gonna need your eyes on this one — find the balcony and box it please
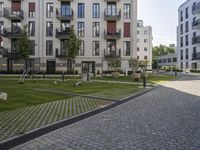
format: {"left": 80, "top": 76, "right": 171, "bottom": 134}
{"left": 192, "top": 52, "right": 200, "bottom": 60}
{"left": 104, "top": 8, "right": 121, "bottom": 20}
{"left": 104, "top": 49, "right": 121, "bottom": 59}
{"left": 56, "top": 48, "right": 68, "bottom": 58}
{"left": 3, "top": 8, "right": 24, "bottom": 20}
{"left": 56, "top": 8, "right": 73, "bottom": 20}
{"left": 56, "top": 28, "right": 70, "bottom": 39}
{"left": 1, "top": 48, "right": 20, "bottom": 59}
{"left": 192, "top": 19, "right": 200, "bottom": 29}
{"left": 3, "top": 28, "right": 22, "bottom": 39}
{"left": 104, "top": 29, "right": 121, "bottom": 39}
{"left": 192, "top": 35, "right": 200, "bottom": 44}
{"left": 192, "top": 2, "right": 200, "bottom": 14}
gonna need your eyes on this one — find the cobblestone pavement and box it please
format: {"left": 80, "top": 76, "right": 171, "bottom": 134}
{"left": 13, "top": 75, "right": 200, "bottom": 150}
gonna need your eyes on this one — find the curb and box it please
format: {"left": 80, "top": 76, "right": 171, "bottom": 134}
{"left": 0, "top": 85, "right": 160, "bottom": 150}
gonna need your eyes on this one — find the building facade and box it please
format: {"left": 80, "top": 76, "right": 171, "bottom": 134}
{"left": 0, "top": 0, "right": 137, "bottom": 74}
{"left": 177, "top": 0, "right": 200, "bottom": 71}
{"left": 137, "top": 20, "right": 152, "bottom": 70}
{"left": 157, "top": 53, "right": 178, "bottom": 68}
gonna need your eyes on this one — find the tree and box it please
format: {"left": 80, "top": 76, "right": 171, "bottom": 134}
{"left": 129, "top": 58, "right": 139, "bottom": 73}
{"left": 16, "top": 25, "right": 32, "bottom": 60}
{"left": 108, "top": 57, "right": 121, "bottom": 71}
{"left": 152, "top": 45, "right": 175, "bottom": 68}
{"left": 63, "top": 27, "right": 81, "bottom": 77}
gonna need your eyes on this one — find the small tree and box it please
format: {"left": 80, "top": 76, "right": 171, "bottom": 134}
{"left": 16, "top": 25, "right": 32, "bottom": 61}
{"left": 63, "top": 27, "right": 81, "bottom": 78}
{"left": 139, "top": 60, "right": 149, "bottom": 70}
{"left": 129, "top": 58, "right": 139, "bottom": 74}
{"left": 108, "top": 58, "right": 121, "bottom": 71}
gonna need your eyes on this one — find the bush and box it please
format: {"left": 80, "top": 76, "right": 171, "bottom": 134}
{"left": 190, "top": 70, "right": 200, "bottom": 73}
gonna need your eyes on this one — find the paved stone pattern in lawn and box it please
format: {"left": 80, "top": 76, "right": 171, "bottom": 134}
{"left": 0, "top": 97, "right": 111, "bottom": 142}
{"left": 13, "top": 75, "right": 200, "bottom": 150}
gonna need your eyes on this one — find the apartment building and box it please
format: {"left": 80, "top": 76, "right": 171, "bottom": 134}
{"left": 177, "top": 0, "right": 200, "bottom": 71}
{"left": 0, "top": 0, "right": 137, "bottom": 74}
{"left": 137, "top": 20, "right": 152, "bottom": 70}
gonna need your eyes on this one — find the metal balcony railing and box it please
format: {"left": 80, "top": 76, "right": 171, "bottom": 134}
{"left": 56, "top": 28, "right": 70, "bottom": 39}
{"left": 192, "top": 19, "right": 200, "bottom": 29}
{"left": 104, "top": 49, "right": 121, "bottom": 58}
{"left": 192, "top": 2, "right": 200, "bottom": 14}
{"left": 192, "top": 52, "right": 200, "bottom": 60}
{"left": 56, "top": 48, "right": 68, "bottom": 57}
{"left": 104, "top": 8, "right": 121, "bottom": 20}
{"left": 56, "top": 8, "right": 73, "bottom": 20}
{"left": 192, "top": 35, "right": 200, "bottom": 44}
{"left": 3, "top": 7, "right": 24, "bottom": 20}
{"left": 104, "top": 29, "right": 121, "bottom": 39}
{"left": 3, "top": 28, "right": 22, "bottom": 39}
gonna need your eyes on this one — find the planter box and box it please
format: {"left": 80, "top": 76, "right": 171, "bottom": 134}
{"left": 112, "top": 72, "right": 120, "bottom": 79}
{"left": 0, "top": 92, "right": 7, "bottom": 101}
{"left": 132, "top": 73, "right": 141, "bottom": 81}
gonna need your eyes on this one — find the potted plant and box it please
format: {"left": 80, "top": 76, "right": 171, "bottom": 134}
{"left": 108, "top": 58, "right": 121, "bottom": 79}
{"left": 129, "top": 58, "right": 141, "bottom": 81}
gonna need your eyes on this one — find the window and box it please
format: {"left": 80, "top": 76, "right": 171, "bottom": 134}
{"left": 61, "top": 3, "right": 71, "bottom": 16}
{"left": 144, "top": 30, "right": 148, "bottom": 34}
{"left": 78, "top": 22, "right": 85, "bottom": 37}
{"left": 0, "top": 2, "right": 3, "bottom": 17}
{"left": 137, "top": 30, "right": 139, "bottom": 34}
{"left": 124, "top": 41, "right": 130, "bottom": 56}
{"left": 168, "top": 58, "right": 171, "bottom": 63}
{"left": 185, "top": 7, "right": 188, "bottom": 19}
{"left": 46, "top": 3, "right": 53, "bottom": 18}
{"left": 137, "top": 47, "right": 139, "bottom": 51}
{"left": 46, "top": 41, "right": 53, "bottom": 56}
{"left": 144, "top": 39, "right": 148, "bottom": 43}
{"left": 144, "top": 56, "right": 148, "bottom": 60}
{"left": 124, "top": 22, "right": 130, "bottom": 37}
{"left": 137, "top": 56, "right": 139, "bottom": 60}
{"left": 181, "top": 49, "right": 183, "bottom": 60}
{"left": 181, "top": 62, "right": 183, "bottom": 69}
{"left": 137, "top": 39, "right": 139, "bottom": 43}
{"left": 107, "top": 3, "right": 117, "bottom": 16}
{"left": 185, "top": 21, "right": 188, "bottom": 33}
{"left": 180, "top": 24, "right": 183, "bottom": 34}
{"left": 186, "top": 62, "right": 189, "bottom": 69}
{"left": 144, "top": 47, "right": 148, "bottom": 51}
{"left": 173, "top": 57, "right": 177, "bottom": 62}
{"left": 30, "top": 40, "right": 35, "bottom": 55}
{"left": 28, "top": 21, "right": 35, "bottom": 36}
{"left": 46, "top": 22, "right": 53, "bottom": 37}
{"left": 92, "top": 41, "right": 100, "bottom": 56}
{"left": 93, "top": 22, "right": 100, "bottom": 37}
{"left": 186, "top": 48, "right": 189, "bottom": 60}
{"left": 185, "top": 35, "right": 189, "bottom": 46}
{"left": 79, "top": 41, "right": 84, "bottom": 56}
{"left": 124, "top": 4, "right": 131, "bottom": 19}
{"left": 93, "top": 3, "right": 100, "bottom": 19}
{"left": 180, "top": 37, "right": 183, "bottom": 47}
{"left": 78, "top": 3, "right": 84, "bottom": 18}
{"left": 180, "top": 11, "right": 183, "bottom": 22}
{"left": 29, "top": 2, "right": 35, "bottom": 18}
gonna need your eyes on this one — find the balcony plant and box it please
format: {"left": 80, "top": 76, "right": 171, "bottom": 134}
{"left": 108, "top": 57, "right": 121, "bottom": 79}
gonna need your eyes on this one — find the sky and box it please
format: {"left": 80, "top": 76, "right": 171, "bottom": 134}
{"left": 138, "top": 0, "right": 186, "bottom": 46}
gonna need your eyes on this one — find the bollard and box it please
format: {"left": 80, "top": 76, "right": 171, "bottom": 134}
{"left": 175, "top": 71, "right": 177, "bottom": 77}
{"left": 43, "top": 72, "right": 45, "bottom": 79}
{"left": 87, "top": 73, "right": 89, "bottom": 81}
{"left": 62, "top": 72, "right": 64, "bottom": 81}
{"left": 143, "top": 75, "right": 146, "bottom": 88}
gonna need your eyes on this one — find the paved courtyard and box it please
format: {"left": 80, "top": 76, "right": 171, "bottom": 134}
{"left": 13, "top": 75, "right": 200, "bottom": 150}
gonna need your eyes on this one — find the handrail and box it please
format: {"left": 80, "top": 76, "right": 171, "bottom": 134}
{"left": 19, "top": 67, "right": 34, "bottom": 83}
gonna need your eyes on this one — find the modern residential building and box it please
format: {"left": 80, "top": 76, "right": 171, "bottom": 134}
{"left": 157, "top": 53, "right": 178, "bottom": 68}
{"left": 177, "top": 0, "right": 200, "bottom": 71}
{"left": 0, "top": 0, "right": 137, "bottom": 74}
{"left": 137, "top": 20, "right": 152, "bottom": 70}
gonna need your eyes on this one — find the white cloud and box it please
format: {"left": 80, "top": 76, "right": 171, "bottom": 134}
{"left": 153, "top": 35, "right": 175, "bottom": 46}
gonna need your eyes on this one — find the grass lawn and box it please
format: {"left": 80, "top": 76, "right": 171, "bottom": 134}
{"left": 0, "top": 79, "right": 141, "bottom": 112}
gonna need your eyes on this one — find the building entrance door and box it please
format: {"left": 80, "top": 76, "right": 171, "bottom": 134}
{"left": 82, "top": 62, "right": 95, "bottom": 74}
{"left": 47, "top": 61, "right": 56, "bottom": 74}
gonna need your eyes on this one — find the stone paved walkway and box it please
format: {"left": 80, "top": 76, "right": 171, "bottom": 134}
{"left": 13, "top": 75, "right": 200, "bottom": 150}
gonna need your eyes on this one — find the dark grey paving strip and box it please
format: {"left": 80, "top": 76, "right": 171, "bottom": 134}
{"left": 32, "top": 88, "right": 118, "bottom": 102}
{"left": 0, "top": 85, "right": 159, "bottom": 150}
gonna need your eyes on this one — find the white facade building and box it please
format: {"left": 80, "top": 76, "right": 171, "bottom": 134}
{"left": 177, "top": 0, "right": 200, "bottom": 71}
{"left": 137, "top": 20, "right": 152, "bottom": 70}
{"left": 0, "top": 0, "right": 137, "bottom": 74}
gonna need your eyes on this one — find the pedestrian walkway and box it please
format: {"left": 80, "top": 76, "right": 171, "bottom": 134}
{"left": 13, "top": 75, "right": 200, "bottom": 150}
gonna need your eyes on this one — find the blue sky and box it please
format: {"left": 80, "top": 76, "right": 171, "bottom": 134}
{"left": 138, "top": 0, "right": 186, "bottom": 46}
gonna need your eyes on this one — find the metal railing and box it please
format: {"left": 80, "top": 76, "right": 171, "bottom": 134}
{"left": 56, "top": 8, "right": 73, "bottom": 20}
{"left": 3, "top": 7, "right": 24, "bottom": 19}
{"left": 104, "top": 49, "right": 121, "bottom": 58}
{"left": 192, "top": 52, "right": 200, "bottom": 60}
{"left": 104, "top": 29, "right": 121, "bottom": 39}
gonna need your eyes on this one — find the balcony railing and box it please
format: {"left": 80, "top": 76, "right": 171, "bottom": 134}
{"left": 56, "top": 28, "right": 70, "bottom": 39}
{"left": 192, "top": 52, "right": 200, "bottom": 60}
{"left": 192, "top": 19, "right": 200, "bottom": 29}
{"left": 3, "top": 8, "right": 24, "bottom": 20}
{"left": 3, "top": 28, "right": 22, "bottom": 39}
{"left": 192, "top": 2, "right": 200, "bottom": 14}
{"left": 104, "top": 29, "right": 121, "bottom": 39}
{"left": 56, "top": 8, "right": 73, "bottom": 20}
{"left": 104, "top": 49, "right": 121, "bottom": 59}
{"left": 1, "top": 48, "right": 20, "bottom": 58}
{"left": 192, "top": 35, "right": 200, "bottom": 44}
{"left": 104, "top": 0, "right": 120, "bottom": 2}
{"left": 104, "top": 8, "right": 121, "bottom": 20}
{"left": 56, "top": 48, "right": 68, "bottom": 58}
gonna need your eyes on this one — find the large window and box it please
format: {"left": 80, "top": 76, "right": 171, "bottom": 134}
{"left": 123, "top": 41, "right": 130, "bottom": 56}
{"left": 78, "top": 22, "right": 85, "bottom": 37}
{"left": 46, "top": 22, "right": 53, "bottom": 37}
{"left": 79, "top": 41, "right": 84, "bottom": 56}
{"left": 124, "top": 4, "right": 131, "bottom": 19}
{"left": 46, "top": 3, "right": 53, "bottom": 18}
{"left": 61, "top": 3, "right": 71, "bottom": 16}
{"left": 93, "top": 22, "right": 100, "bottom": 37}
{"left": 0, "top": 2, "right": 4, "bottom": 17}
{"left": 180, "top": 49, "right": 183, "bottom": 60}
{"left": 92, "top": 41, "right": 100, "bottom": 56}
{"left": 30, "top": 40, "right": 35, "bottom": 55}
{"left": 28, "top": 21, "right": 35, "bottom": 36}
{"left": 93, "top": 3, "right": 100, "bottom": 18}
{"left": 186, "top": 48, "right": 188, "bottom": 60}
{"left": 78, "top": 3, "right": 84, "bottom": 18}
{"left": 29, "top": 2, "right": 35, "bottom": 18}
{"left": 46, "top": 40, "right": 53, "bottom": 56}
{"left": 0, "top": 21, "right": 3, "bottom": 35}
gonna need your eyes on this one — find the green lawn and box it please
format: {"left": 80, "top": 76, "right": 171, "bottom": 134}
{"left": 0, "top": 79, "right": 141, "bottom": 112}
